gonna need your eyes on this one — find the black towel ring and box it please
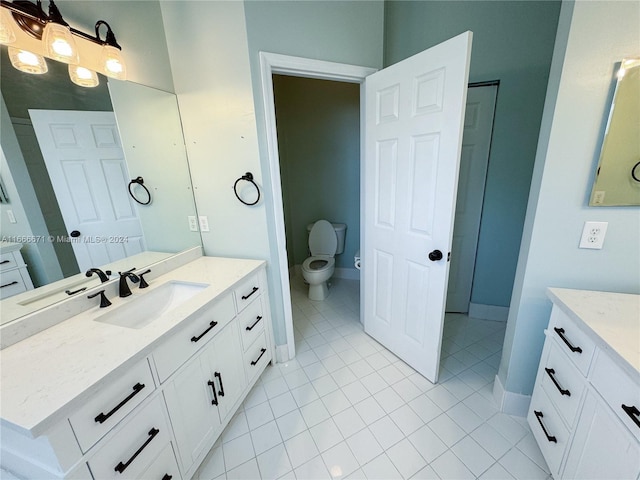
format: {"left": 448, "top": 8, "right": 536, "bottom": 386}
{"left": 128, "top": 177, "right": 151, "bottom": 205}
{"left": 632, "top": 161, "right": 640, "bottom": 183}
{"left": 233, "top": 172, "right": 261, "bottom": 206}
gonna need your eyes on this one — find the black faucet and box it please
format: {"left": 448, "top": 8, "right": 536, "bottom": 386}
{"left": 88, "top": 289, "right": 111, "bottom": 308}
{"left": 118, "top": 269, "right": 140, "bottom": 297}
{"left": 86, "top": 268, "right": 112, "bottom": 283}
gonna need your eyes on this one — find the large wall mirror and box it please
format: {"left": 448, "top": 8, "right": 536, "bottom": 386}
{"left": 0, "top": 50, "right": 202, "bottom": 323}
{"left": 589, "top": 58, "right": 640, "bottom": 206}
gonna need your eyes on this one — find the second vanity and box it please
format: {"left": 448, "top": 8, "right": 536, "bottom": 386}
{"left": 0, "top": 255, "right": 274, "bottom": 480}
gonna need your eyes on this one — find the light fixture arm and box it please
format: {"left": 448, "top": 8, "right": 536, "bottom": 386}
{"left": 95, "top": 20, "right": 120, "bottom": 50}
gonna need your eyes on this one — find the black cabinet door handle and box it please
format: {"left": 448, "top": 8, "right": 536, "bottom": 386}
{"left": 0, "top": 260, "right": 10, "bottom": 265}
{"left": 0, "top": 281, "right": 18, "bottom": 288}
{"left": 545, "top": 368, "right": 571, "bottom": 396}
{"left": 191, "top": 321, "right": 218, "bottom": 343}
{"left": 246, "top": 316, "right": 262, "bottom": 331}
{"left": 553, "top": 327, "right": 583, "bottom": 353}
{"left": 534, "top": 410, "right": 557, "bottom": 443}
{"left": 241, "top": 286, "right": 259, "bottom": 300}
{"left": 161, "top": 475, "right": 172, "bottom": 480}
{"left": 215, "top": 371, "right": 225, "bottom": 397}
{"left": 95, "top": 383, "right": 145, "bottom": 424}
{"left": 622, "top": 404, "right": 640, "bottom": 429}
{"left": 114, "top": 428, "right": 159, "bottom": 473}
{"left": 207, "top": 380, "right": 219, "bottom": 406}
{"left": 251, "top": 348, "right": 267, "bottom": 366}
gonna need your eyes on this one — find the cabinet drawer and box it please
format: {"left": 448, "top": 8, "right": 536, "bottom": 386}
{"left": 528, "top": 388, "right": 570, "bottom": 478}
{"left": 153, "top": 294, "right": 235, "bottom": 383}
{"left": 548, "top": 307, "right": 595, "bottom": 375}
{"left": 88, "top": 396, "right": 170, "bottom": 479}
{"left": 540, "top": 337, "right": 586, "bottom": 428}
{"left": 239, "top": 297, "right": 266, "bottom": 352}
{"left": 0, "top": 252, "right": 20, "bottom": 271}
{"left": 139, "top": 443, "right": 182, "bottom": 480}
{"left": 233, "top": 271, "right": 263, "bottom": 312}
{"left": 69, "top": 358, "right": 156, "bottom": 452}
{"left": 0, "top": 269, "right": 27, "bottom": 299}
{"left": 244, "top": 332, "right": 270, "bottom": 384}
{"left": 591, "top": 349, "right": 640, "bottom": 442}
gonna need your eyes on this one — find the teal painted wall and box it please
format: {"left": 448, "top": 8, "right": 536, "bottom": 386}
{"left": 384, "top": 0, "right": 561, "bottom": 308}
{"left": 273, "top": 75, "right": 360, "bottom": 271}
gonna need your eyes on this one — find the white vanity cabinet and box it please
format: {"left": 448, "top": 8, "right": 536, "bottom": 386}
{"left": 0, "top": 257, "right": 273, "bottom": 480}
{"left": 0, "top": 242, "right": 34, "bottom": 299}
{"left": 528, "top": 289, "right": 640, "bottom": 479}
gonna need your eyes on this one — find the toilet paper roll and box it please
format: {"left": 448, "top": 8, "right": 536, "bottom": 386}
{"left": 355, "top": 259, "right": 361, "bottom": 270}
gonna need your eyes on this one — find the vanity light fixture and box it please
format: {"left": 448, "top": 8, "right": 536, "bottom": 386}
{"left": 0, "top": 0, "right": 126, "bottom": 85}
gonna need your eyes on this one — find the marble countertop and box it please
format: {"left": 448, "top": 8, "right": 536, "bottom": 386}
{"left": 0, "top": 256, "right": 265, "bottom": 437}
{"left": 547, "top": 287, "right": 640, "bottom": 378}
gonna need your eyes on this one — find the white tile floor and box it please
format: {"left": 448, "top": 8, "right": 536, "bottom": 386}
{"left": 195, "top": 277, "right": 551, "bottom": 479}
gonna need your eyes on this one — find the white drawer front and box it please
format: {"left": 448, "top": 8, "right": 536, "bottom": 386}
{"left": 88, "top": 396, "right": 170, "bottom": 480}
{"left": 591, "top": 349, "right": 640, "bottom": 442}
{"left": 541, "top": 338, "right": 586, "bottom": 428}
{"left": 153, "top": 294, "right": 235, "bottom": 383}
{"left": 244, "top": 332, "right": 270, "bottom": 384}
{"left": 69, "top": 358, "right": 156, "bottom": 452}
{"left": 0, "top": 269, "right": 27, "bottom": 299}
{"left": 239, "top": 297, "right": 266, "bottom": 352}
{"left": 0, "top": 252, "right": 20, "bottom": 271}
{"left": 233, "top": 271, "right": 263, "bottom": 312}
{"left": 548, "top": 307, "right": 595, "bottom": 375}
{"left": 528, "top": 388, "right": 570, "bottom": 478}
{"left": 139, "top": 443, "right": 182, "bottom": 480}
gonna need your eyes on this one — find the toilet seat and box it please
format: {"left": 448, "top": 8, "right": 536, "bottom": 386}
{"left": 302, "top": 256, "right": 335, "bottom": 273}
{"left": 308, "top": 220, "right": 337, "bottom": 256}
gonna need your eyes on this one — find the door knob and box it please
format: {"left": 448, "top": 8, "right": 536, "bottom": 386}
{"left": 70, "top": 230, "right": 81, "bottom": 238}
{"left": 428, "top": 249, "right": 443, "bottom": 261}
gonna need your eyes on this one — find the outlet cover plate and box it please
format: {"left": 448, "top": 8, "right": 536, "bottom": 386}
{"left": 579, "top": 221, "right": 608, "bottom": 249}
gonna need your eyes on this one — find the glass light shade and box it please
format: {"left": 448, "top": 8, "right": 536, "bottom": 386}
{"left": 101, "top": 44, "right": 126, "bottom": 80}
{"left": 8, "top": 47, "right": 48, "bottom": 74}
{"left": 42, "top": 22, "right": 78, "bottom": 64}
{"left": 69, "top": 65, "right": 99, "bottom": 88}
{"left": 0, "top": 8, "right": 17, "bottom": 44}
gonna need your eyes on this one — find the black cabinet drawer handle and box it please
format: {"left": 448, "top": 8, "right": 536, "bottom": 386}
{"left": 241, "top": 286, "right": 259, "bottom": 300}
{"left": 207, "top": 380, "right": 219, "bottom": 406}
{"left": 0, "top": 260, "right": 10, "bottom": 265}
{"left": 0, "top": 281, "right": 18, "bottom": 289}
{"left": 545, "top": 368, "right": 571, "bottom": 396}
{"left": 622, "top": 404, "right": 640, "bottom": 429}
{"left": 114, "top": 427, "right": 159, "bottom": 473}
{"left": 553, "top": 327, "right": 583, "bottom": 353}
{"left": 251, "top": 348, "right": 267, "bottom": 366}
{"left": 246, "top": 316, "right": 263, "bottom": 331}
{"left": 215, "top": 371, "right": 225, "bottom": 397}
{"left": 534, "top": 410, "right": 557, "bottom": 443}
{"left": 191, "top": 321, "right": 218, "bottom": 343}
{"left": 95, "top": 383, "right": 145, "bottom": 424}
{"left": 161, "top": 475, "right": 172, "bottom": 480}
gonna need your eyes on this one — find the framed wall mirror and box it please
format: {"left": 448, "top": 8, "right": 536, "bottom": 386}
{"left": 0, "top": 49, "right": 202, "bottom": 323}
{"left": 589, "top": 58, "right": 640, "bottom": 206}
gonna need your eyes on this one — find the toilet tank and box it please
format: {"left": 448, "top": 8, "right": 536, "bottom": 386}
{"left": 307, "top": 222, "right": 347, "bottom": 255}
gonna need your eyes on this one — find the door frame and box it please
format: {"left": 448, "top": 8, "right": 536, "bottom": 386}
{"left": 258, "top": 52, "right": 376, "bottom": 361}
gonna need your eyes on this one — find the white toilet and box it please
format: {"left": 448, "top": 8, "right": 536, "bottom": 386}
{"left": 301, "top": 220, "right": 346, "bottom": 301}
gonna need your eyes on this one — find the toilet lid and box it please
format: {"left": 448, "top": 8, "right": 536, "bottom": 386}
{"left": 309, "top": 220, "right": 337, "bottom": 256}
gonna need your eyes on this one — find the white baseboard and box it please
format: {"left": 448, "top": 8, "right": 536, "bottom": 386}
{"left": 275, "top": 344, "right": 290, "bottom": 363}
{"left": 493, "top": 374, "right": 531, "bottom": 417}
{"left": 469, "top": 302, "right": 509, "bottom": 322}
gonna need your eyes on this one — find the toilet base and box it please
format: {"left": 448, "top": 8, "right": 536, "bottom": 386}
{"left": 308, "top": 282, "right": 329, "bottom": 301}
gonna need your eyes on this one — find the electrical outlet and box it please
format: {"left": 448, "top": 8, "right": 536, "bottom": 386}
{"left": 592, "top": 191, "right": 606, "bottom": 205}
{"left": 579, "top": 221, "right": 608, "bottom": 249}
{"left": 199, "top": 216, "right": 210, "bottom": 232}
{"left": 188, "top": 216, "right": 198, "bottom": 232}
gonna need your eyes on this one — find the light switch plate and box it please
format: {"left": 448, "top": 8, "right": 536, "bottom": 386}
{"left": 7, "top": 210, "right": 16, "bottom": 223}
{"left": 199, "top": 216, "right": 210, "bottom": 232}
{"left": 579, "top": 221, "right": 608, "bottom": 249}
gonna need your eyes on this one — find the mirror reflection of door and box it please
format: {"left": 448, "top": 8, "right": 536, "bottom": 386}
{"left": 29, "top": 110, "right": 145, "bottom": 272}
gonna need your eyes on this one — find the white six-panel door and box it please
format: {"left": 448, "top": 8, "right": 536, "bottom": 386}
{"left": 446, "top": 84, "right": 498, "bottom": 312}
{"left": 29, "top": 110, "right": 145, "bottom": 273}
{"left": 363, "top": 32, "right": 472, "bottom": 383}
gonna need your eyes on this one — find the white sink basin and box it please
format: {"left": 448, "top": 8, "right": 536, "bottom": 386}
{"left": 94, "top": 281, "right": 208, "bottom": 329}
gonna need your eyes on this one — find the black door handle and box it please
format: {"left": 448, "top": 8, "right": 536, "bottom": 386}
{"left": 70, "top": 230, "right": 81, "bottom": 237}
{"left": 428, "top": 250, "right": 443, "bottom": 261}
